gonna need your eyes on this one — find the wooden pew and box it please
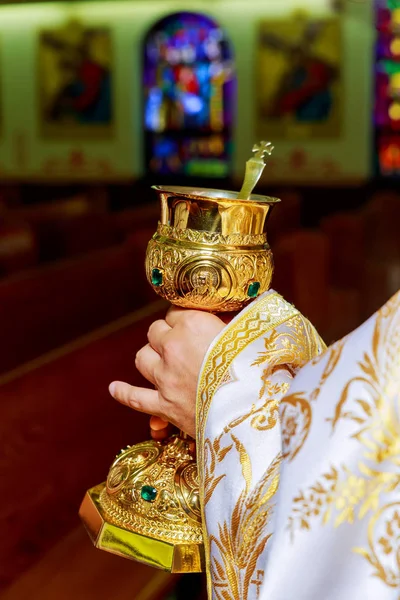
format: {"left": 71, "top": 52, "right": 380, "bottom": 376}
{"left": 267, "top": 190, "right": 302, "bottom": 247}
{"left": 8, "top": 197, "right": 119, "bottom": 263}
{"left": 355, "top": 192, "right": 400, "bottom": 321}
{"left": 364, "top": 190, "right": 400, "bottom": 261}
{"left": 0, "top": 220, "right": 38, "bottom": 277}
{"left": 272, "top": 229, "right": 331, "bottom": 336}
{"left": 319, "top": 212, "right": 366, "bottom": 342}
{"left": 0, "top": 231, "right": 155, "bottom": 375}
{"left": 360, "top": 258, "right": 400, "bottom": 321}
{"left": 111, "top": 203, "right": 160, "bottom": 243}
{"left": 0, "top": 301, "right": 168, "bottom": 590}
{"left": 320, "top": 211, "right": 366, "bottom": 290}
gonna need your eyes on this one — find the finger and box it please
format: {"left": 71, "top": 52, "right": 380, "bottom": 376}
{"left": 166, "top": 304, "right": 226, "bottom": 331}
{"left": 135, "top": 343, "right": 160, "bottom": 385}
{"left": 150, "top": 415, "right": 169, "bottom": 431}
{"left": 147, "top": 320, "right": 171, "bottom": 354}
{"left": 151, "top": 427, "right": 170, "bottom": 441}
{"left": 165, "top": 305, "right": 189, "bottom": 328}
{"left": 150, "top": 417, "right": 176, "bottom": 441}
{"left": 109, "top": 381, "right": 163, "bottom": 416}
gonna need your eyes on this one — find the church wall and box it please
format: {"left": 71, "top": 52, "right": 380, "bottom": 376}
{"left": 0, "top": 0, "right": 374, "bottom": 184}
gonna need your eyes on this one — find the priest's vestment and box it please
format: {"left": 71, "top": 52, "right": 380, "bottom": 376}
{"left": 197, "top": 289, "right": 400, "bottom": 600}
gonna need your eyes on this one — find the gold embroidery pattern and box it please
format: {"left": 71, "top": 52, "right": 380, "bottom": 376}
{"left": 201, "top": 311, "right": 323, "bottom": 507}
{"left": 309, "top": 337, "right": 346, "bottom": 401}
{"left": 355, "top": 502, "right": 400, "bottom": 589}
{"left": 288, "top": 292, "right": 400, "bottom": 589}
{"left": 253, "top": 315, "right": 324, "bottom": 378}
{"left": 210, "top": 448, "right": 281, "bottom": 600}
{"left": 280, "top": 339, "right": 344, "bottom": 461}
{"left": 252, "top": 315, "right": 325, "bottom": 437}
{"left": 250, "top": 393, "right": 286, "bottom": 433}
{"left": 197, "top": 292, "right": 298, "bottom": 444}
{"left": 203, "top": 436, "right": 232, "bottom": 506}
{"left": 197, "top": 293, "right": 324, "bottom": 598}
{"left": 197, "top": 292, "right": 297, "bottom": 598}
{"left": 218, "top": 365, "right": 237, "bottom": 391}
{"left": 280, "top": 392, "right": 312, "bottom": 461}
{"left": 203, "top": 390, "right": 287, "bottom": 508}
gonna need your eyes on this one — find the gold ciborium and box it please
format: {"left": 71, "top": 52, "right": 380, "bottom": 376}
{"left": 79, "top": 142, "right": 279, "bottom": 573}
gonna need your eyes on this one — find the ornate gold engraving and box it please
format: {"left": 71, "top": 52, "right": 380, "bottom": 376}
{"left": 144, "top": 183, "right": 277, "bottom": 313}
{"left": 156, "top": 223, "right": 268, "bottom": 247}
{"left": 146, "top": 234, "right": 273, "bottom": 312}
{"left": 99, "top": 437, "right": 203, "bottom": 545}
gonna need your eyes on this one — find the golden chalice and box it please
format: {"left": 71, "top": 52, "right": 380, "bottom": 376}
{"left": 79, "top": 142, "right": 279, "bottom": 573}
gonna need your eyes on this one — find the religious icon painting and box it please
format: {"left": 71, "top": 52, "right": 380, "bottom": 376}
{"left": 38, "top": 20, "right": 113, "bottom": 138}
{"left": 255, "top": 14, "right": 342, "bottom": 140}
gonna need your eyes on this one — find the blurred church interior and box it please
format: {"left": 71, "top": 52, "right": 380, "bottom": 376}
{"left": 1, "top": 0, "right": 400, "bottom": 598}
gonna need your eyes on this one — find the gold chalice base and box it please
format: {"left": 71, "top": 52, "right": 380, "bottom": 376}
{"left": 79, "top": 436, "right": 204, "bottom": 573}
{"left": 80, "top": 485, "right": 204, "bottom": 573}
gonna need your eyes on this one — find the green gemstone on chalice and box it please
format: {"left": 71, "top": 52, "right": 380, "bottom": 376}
{"left": 140, "top": 485, "right": 158, "bottom": 502}
{"left": 151, "top": 268, "right": 163, "bottom": 287}
{"left": 247, "top": 281, "right": 261, "bottom": 298}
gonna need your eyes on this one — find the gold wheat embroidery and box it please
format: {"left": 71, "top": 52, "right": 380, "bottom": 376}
{"left": 210, "top": 448, "right": 281, "bottom": 600}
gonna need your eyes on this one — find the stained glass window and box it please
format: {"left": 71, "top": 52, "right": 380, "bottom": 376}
{"left": 143, "top": 12, "right": 236, "bottom": 178}
{"left": 375, "top": 0, "right": 400, "bottom": 175}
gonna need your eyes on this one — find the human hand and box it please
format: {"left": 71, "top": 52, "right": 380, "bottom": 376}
{"left": 109, "top": 306, "right": 228, "bottom": 438}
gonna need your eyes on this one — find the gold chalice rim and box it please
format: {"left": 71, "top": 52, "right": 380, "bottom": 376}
{"left": 152, "top": 185, "right": 280, "bottom": 206}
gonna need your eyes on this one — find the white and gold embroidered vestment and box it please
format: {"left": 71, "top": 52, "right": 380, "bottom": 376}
{"left": 197, "top": 289, "right": 400, "bottom": 600}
